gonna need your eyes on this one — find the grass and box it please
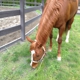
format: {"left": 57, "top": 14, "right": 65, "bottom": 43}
{"left": 0, "top": 15, "right": 80, "bottom": 80}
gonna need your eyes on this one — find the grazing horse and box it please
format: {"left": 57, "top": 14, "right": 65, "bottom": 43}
{"left": 27, "top": 0, "right": 78, "bottom": 68}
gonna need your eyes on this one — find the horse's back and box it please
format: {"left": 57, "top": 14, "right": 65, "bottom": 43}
{"left": 62, "top": 0, "right": 78, "bottom": 20}
{"left": 54, "top": 0, "right": 78, "bottom": 27}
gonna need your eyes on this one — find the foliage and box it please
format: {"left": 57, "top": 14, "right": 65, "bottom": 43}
{"left": 0, "top": 15, "right": 80, "bottom": 80}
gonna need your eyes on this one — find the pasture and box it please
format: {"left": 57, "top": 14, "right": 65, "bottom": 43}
{"left": 0, "top": 15, "right": 80, "bottom": 80}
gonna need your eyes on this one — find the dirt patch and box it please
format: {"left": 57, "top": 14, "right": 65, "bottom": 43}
{"left": 0, "top": 7, "right": 40, "bottom": 46}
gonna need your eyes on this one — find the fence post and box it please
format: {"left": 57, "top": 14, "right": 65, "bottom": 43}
{"left": 20, "top": 0, "right": 25, "bottom": 41}
{"left": 13, "top": 0, "right": 15, "bottom": 6}
{"left": 0, "top": 0, "right": 2, "bottom": 6}
{"left": 41, "top": 0, "right": 44, "bottom": 11}
{"left": 35, "top": 0, "right": 36, "bottom": 6}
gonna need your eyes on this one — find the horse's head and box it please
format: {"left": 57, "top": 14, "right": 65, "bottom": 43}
{"left": 27, "top": 37, "right": 46, "bottom": 68}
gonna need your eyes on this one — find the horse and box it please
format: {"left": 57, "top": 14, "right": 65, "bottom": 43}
{"left": 27, "top": 0, "right": 78, "bottom": 68}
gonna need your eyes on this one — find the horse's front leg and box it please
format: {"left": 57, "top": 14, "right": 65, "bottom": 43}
{"left": 57, "top": 25, "right": 65, "bottom": 61}
{"left": 48, "top": 30, "right": 53, "bottom": 52}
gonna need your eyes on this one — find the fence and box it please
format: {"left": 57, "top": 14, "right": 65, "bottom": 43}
{"left": 0, "top": 0, "right": 80, "bottom": 50}
{"left": 0, "top": 0, "right": 44, "bottom": 50}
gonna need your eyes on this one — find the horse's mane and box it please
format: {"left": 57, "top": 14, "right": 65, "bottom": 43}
{"left": 36, "top": 0, "right": 62, "bottom": 46}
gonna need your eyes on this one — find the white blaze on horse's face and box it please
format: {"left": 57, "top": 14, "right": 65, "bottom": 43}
{"left": 30, "top": 50, "right": 35, "bottom": 66}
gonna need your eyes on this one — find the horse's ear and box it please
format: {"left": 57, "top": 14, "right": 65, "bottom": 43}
{"left": 26, "top": 37, "right": 34, "bottom": 43}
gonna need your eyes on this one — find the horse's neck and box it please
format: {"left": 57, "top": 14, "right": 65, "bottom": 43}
{"left": 36, "top": 0, "right": 60, "bottom": 46}
{"left": 36, "top": 25, "right": 49, "bottom": 46}
{"left": 36, "top": 19, "right": 55, "bottom": 46}
{"left": 36, "top": 16, "right": 59, "bottom": 46}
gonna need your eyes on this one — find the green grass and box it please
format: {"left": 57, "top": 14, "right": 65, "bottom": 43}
{"left": 0, "top": 15, "right": 80, "bottom": 80}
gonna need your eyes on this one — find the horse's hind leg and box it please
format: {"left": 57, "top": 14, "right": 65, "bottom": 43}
{"left": 48, "top": 30, "right": 53, "bottom": 52}
{"left": 65, "top": 18, "right": 74, "bottom": 43}
{"left": 65, "top": 30, "right": 70, "bottom": 43}
{"left": 56, "top": 34, "right": 59, "bottom": 42}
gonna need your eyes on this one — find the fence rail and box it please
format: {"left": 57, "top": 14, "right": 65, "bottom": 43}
{"left": 0, "top": 10, "right": 20, "bottom": 18}
{"left": 0, "top": 0, "right": 80, "bottom": 50}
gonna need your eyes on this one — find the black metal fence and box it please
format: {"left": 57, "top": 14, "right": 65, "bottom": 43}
{"left": 0, "top": 0, "right": 44, "bottom": 50}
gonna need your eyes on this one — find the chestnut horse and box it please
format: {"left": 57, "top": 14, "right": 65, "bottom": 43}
{"left": 27, "top": 0, "right": 78, "bottom": 68}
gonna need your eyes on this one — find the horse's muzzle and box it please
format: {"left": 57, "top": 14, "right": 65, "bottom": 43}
{"left": 30, "top": 62, "right": 38, "bottom": 69}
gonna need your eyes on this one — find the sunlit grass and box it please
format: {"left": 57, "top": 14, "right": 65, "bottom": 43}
{"left": 0, "top": 15, "right": 80, "bottom": 80}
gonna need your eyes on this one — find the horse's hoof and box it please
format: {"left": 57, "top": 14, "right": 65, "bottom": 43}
{"left": 57, "top": 57, "right": 61, "bottom": 61}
